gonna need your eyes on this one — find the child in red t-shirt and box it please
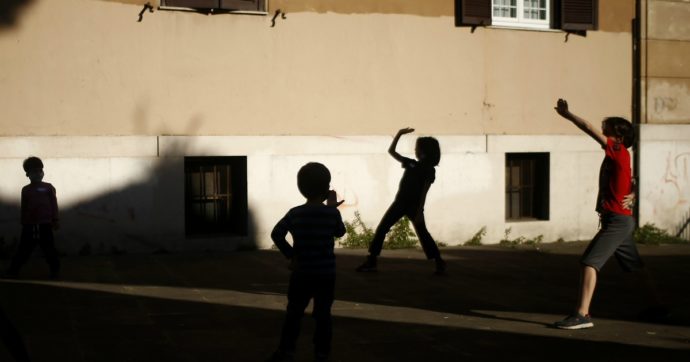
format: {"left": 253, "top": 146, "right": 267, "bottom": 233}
{"left": 553, "top": 99, "right": 665, "bottom": 329}
{"left": 5, "top": 157, "right": 60, "bottom": 279}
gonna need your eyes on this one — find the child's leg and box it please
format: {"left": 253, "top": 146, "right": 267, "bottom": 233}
{"left": 408, "top": 211, "right": 440, "bottom": 260}
{"left": 6, "top": 226, "right": 39, "bottom": 275}
{"left": 37, "top": 225, "right": 60, "bottom": 276}
{"left": 312, "top": 274, "right": 335, "bottom": 357}
{"left": 278, "top": 273, "right": 312, "bottom": 353}
{"left": 614, "top": 229, "right": 664, "bottom": 308}
{"left": 577, "top": 265, "right": 598, "bottom": 316}
{"left": 368, "top": 203, "right": 406, "bottom": 257}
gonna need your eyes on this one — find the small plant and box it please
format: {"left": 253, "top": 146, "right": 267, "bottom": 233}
{"left": 635, "top": 223, "right": 687, "bottom": 245}
{"left": 384, "top": 216, "right": 418, "bottom": 249}
{"left": 338, "top": 211, "right": 374, "bottom": 249}
{"left": 338, "top": 211, "right": 418, "bottom": 249}
{"left": 464, "top": 226, "right": 487, "bottom": 246}
{"left": 500, "top": 228, "right": 543, "bottom": 247}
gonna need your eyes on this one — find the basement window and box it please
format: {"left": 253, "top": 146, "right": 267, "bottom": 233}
{"left": 185, "top": 156, "right": 248, "bottom": 237}
{"left": 506, "top": 153, "right": 550, "bottom": 221}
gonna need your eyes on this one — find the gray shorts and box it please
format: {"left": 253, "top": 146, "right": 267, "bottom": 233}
{"left": 581, "top": 213, "right": 644, "bottom": 272}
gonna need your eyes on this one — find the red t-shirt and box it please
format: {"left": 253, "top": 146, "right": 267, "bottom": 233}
{"left": 596, "top": 138, "right": 632, "bottom": 216}
{"left": 21, "top": 182, "right": 59, "bottom": 225}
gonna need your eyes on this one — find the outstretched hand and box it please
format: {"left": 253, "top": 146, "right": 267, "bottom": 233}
{"left": 396, "top": 127, "right": 415, "bottom": 136}
{"left": 327, "top": 190, "right": 344, "bottom": 207}
{"left": 554, "top": 99, "right": 571, "bottom": 118}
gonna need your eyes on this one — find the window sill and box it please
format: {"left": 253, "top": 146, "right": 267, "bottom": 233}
{"left": 158, "top": 6, "right": 268, "bottom": 16}
{"left": 488, "top": 25, "right": 561, "bottom": 33}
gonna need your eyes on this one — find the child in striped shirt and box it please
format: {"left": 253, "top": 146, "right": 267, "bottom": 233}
{"left": 268, "top": 162, "right": 345, "bottom": 362}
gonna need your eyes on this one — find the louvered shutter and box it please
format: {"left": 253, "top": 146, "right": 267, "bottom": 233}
{"left": 561, "top": 0, "right": 598, "bottom": 31}
{"left": 455, "top": 0, "right": 492, "bottom": 27}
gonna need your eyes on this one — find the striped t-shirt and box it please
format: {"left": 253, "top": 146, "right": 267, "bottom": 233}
{"left": 271, "top": 204, "right": 346, "bottom": 275}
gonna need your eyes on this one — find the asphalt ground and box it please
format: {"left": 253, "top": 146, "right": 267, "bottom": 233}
{"left": 1, "top": 242, "right": 689, "bottom": 361}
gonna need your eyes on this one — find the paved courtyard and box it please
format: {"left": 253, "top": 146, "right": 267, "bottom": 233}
{"left": 1, "top": 243, "right": 689, "bottom": 361}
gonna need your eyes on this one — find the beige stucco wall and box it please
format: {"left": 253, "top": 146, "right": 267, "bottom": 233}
{"left": 643, "top": 0, "right": 690, "bottom": 124}
{"left": 0, "top": 0, "right": 633, "bottom": 136}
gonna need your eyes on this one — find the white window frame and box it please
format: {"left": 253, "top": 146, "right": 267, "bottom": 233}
{"left": 491, "top": 0, "right": 550, "bottom": 30}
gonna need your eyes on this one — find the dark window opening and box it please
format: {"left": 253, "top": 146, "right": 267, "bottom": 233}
{"left": 506, "top": 153, "right": 549, "bottom": 221}
{"left": 185, "top": 156, "right": 248, "bottom": 237}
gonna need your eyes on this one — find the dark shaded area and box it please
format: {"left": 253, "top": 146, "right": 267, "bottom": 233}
{"left": 0, "top": 141, "right": 258, "bottom": 260}
{"left": 0, "top": 306, "right": 30, "bottom": 362}
{"left": 0, "top": 0, "right": 34, "bottom": 29}
{"left": 1, "top": 246, "right": 689, "bottom": 361}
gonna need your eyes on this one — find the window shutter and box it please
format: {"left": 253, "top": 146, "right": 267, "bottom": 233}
{"left": 561, "top": 0, "right": 598, "bottom": 31}
{"left": 220, "top": 0, "right": 265, "bottom": 12}
{"left": 164, "top": 0, "right": 219, "bottom": 8}
{"left": 455, "top": 0, "right": 492, "bottom": 27}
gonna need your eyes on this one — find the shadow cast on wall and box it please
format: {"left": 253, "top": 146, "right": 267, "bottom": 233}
{"left": 0, "top": 139, "right": 258, "bottom": 257}
{"left": 0, "top": 0, "right": 34, "bottom": 29}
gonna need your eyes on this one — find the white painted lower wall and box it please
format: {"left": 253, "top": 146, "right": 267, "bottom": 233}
{"left": 0, "top": 134, "right": 620, "bottom": 254}
{"left": 639, "top": 125, "right": 690, "bottom": 235}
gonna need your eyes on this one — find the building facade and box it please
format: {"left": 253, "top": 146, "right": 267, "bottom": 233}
{"left": 0, "top": 0, "right": 685, "bottom": 253}
{"left": 637, "top": 0, "right": 690, "bottom": 238}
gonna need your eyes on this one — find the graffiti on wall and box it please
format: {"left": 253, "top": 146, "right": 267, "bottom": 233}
{"left": 662, "top": 151, "right": 690, "bottom": 208}
{"left": 648, "top": 151, "right": 690, "bottom": 229}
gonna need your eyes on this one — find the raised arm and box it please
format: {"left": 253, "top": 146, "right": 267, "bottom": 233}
{"left": 388, "top": 128, "right": 415, "bottom": 162}
{"left": 555, "top": 99, "right": 606, "bottom": 148}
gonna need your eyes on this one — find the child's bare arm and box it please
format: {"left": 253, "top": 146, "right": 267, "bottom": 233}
{"left": 555, "top": 99, "right": 606, "bottom": 148}
{"left": 388, "top": 128, "right": 415, "bottom": 162}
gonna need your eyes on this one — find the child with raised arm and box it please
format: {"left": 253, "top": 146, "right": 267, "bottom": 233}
{"left": 553, "top": 99, "right": 664, "bottom": 329}
{"left": 5, "top": 157, "right": 60, "bottom": 279}
{"left": 267, "top": 162, "right": 345, "bottom": 362}
{"left": 356, "top": 128, "right": 446, "bottom": 275}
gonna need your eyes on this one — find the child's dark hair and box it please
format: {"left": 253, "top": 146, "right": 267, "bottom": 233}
{"left": 416, "top": 137, "right": 441, "bottom": 166}
{"left": 297, "top": 162, "right": 331, "bottom": 201}
{"left": 604, "top": 117, "right": 635, "bottom": 148}
{"left": 23, "top": 157, "right": 44, "bottom": 172}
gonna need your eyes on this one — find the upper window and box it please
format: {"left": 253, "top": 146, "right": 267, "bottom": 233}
{"left": 161, "top": 0, "right": 266, "bottom": 13}
{"left": 456, "top": 0, "right": 598, "bottom": 32}
{"left": 492, "top": 0, "right": 550, "bottom": 30}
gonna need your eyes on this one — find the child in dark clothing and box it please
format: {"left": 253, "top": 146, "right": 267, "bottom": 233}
{"left": 356, "top": 127, "right": 446, "bottom": 274}
{"left": 267, "top": 162, "right": 345, "bottom": 362}
{"left": 5, "top": 157, "right": 60, "bottom": 279}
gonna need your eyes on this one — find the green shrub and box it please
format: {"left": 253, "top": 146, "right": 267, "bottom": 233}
{"left": 338, "top": 211, "right": 374, "bottom": 249}
{"left": 499, "top": 228, "right": 542, "bottom": 247}
{"left": 338, "top": 211, "right": 418, "bottom": 249}
{"left": 635, "top": 223, "right": 687, "bottom": 245}
{"left": 384, "top": 216, "right": 418, "bottom": 249}
{"left": 464, "top": 226, "right": 487, "bottom": 246}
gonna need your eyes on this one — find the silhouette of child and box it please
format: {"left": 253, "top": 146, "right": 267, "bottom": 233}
{"left": 267, "top": 162, "right": 345, "bottom": 362}
{"left": 356, "top": 128, "right": 446, "bottom": 274}
{"left": 553, "top": 99, "right": 666, "bottom": 329}
{"left": 5, "top": 157, "right": 60, "bottom": 279}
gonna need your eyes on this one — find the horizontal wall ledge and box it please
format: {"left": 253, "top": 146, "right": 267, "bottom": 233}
{"left": 487, "top": 135, "right": 598, "bottom": 153}
{"left": 0, "top": 136, "right": 158, "bottom": 158}
{"left": 158, "top": 135, "right": 487, "bottom": 157}
{"left": 640, "top": 124, "right": 690, "bottom": 142}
